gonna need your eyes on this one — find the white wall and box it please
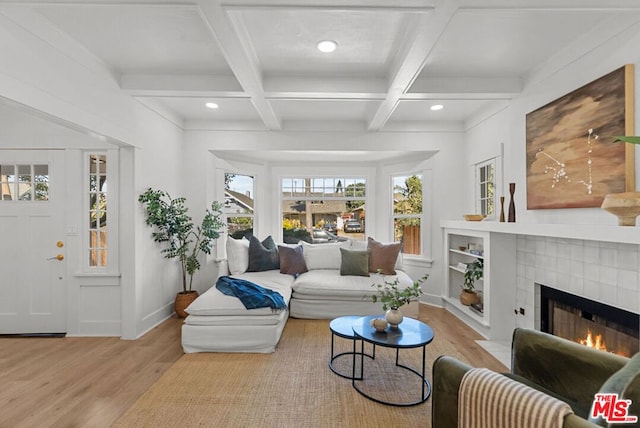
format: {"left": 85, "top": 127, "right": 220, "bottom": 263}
{"left": 0, "top": 14, "right": 185, "bottom": 339}
{"left": 130, "top": 108, "right": 185, "bottom": 338}
{"left": 465, "top": 28, "right": 640, "bottom": 227}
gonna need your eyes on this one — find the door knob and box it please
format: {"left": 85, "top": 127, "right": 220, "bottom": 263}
{"left": 47, "top": 254, "right": 64, "bottom": 261}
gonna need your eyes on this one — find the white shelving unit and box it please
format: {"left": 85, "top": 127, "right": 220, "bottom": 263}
{"left": 442, "top": 226, "right": 517, "bottom": 341}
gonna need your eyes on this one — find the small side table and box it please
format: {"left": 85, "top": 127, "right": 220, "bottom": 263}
{"left": 329, "top": 316, "right": 375, "bottom": 379}
{"left": 352, "top": 315, "right": 434, "bottom": 406}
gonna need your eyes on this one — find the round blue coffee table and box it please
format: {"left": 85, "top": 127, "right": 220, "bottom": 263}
{"left": 352, "top": 315, "right": 434, "bottom": 406}
{"left": 329, "top": 316, "right": 375, "bottom": 379}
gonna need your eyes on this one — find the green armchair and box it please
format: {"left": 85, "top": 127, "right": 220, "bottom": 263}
{"left": 432, "top": 328, "right": 640, "bottom": 428}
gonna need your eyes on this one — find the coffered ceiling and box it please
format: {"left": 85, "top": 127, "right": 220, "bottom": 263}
{"left": 2, "top": 0, "right": 640, "bottom": 133}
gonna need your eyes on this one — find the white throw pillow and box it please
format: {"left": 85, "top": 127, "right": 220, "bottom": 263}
{"left": 226, "top": 237, "right": 250, "bottom": 275}
{"left": 300, "top": 240, "right": 351, "bottom": 270}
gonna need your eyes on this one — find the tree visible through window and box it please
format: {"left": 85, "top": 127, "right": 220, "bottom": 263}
{"left": 393, "top": 174, "right": 423, "bottom": 255}
{"left": 89, "top": 154, "right": 107, "bottom": 267}
{"left": 477, "top": 160, "right": 495, "bottom": 217}
{"left": 224, "top": 173, "right": 254, "bottom": 238}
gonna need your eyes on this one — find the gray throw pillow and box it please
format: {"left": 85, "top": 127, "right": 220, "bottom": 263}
{"left": 340, "top": 248, "right": 370, "bottom": 277}
{"left": 278, "top": 245, "right": 308, "bottom": 276}
{"left": 247, "top": 235, "right": 280, "bottom": 272}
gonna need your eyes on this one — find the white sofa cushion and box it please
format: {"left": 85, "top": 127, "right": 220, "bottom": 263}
{"left": 186, "top": 270, "right": 294, "bottom": 316}
{"left": 300, "top": 240, "right": 351, "bottom": 270}
{"left": 226, "top": 237, "right": 250, "bottom": 275}
{"left": 292, "top": 269, "right": 413, "bottom": 299}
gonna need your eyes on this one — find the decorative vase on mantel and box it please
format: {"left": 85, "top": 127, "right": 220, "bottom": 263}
{"left": 385, "top": 308, "right": 403, "bottom": 328}
{"left": 508, "top": 183, "right": 516, "bottom": 222}
{"left": 601, "top": 192, "right": 640, "bottom": 226}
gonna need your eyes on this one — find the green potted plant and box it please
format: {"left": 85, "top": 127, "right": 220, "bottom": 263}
{"left": 371, "top": 274, "right": 428, "bottom": 327}
{"left": 139, "top": 188, "right": 225, "bottom": 317}
{"left": 613, "top": 136, "right": 640, "bottom": 144}
{"left": 460, "top": 258, "right": 483, "bottom": 306}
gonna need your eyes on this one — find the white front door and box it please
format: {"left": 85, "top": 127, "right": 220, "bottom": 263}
{"left": 0, "top": 150, "right": 66, "bottom": 334}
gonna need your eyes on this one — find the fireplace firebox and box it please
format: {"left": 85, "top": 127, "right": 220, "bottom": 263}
{"left": 540, "top": 285, "right": 639, "bottom": 357}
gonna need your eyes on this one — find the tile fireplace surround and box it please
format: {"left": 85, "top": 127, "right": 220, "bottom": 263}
{"left": 441, "top": 221, "right": 640, "bottom": 367}
{"left": 516, "top": 236, "right": 639, "bottom": 330}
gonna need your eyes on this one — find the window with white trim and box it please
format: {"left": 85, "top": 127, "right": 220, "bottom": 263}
{"left": 281, "top": 177, "right": 366, "bottom": 243}
{"left": 476, "top": 159, "right": 496, "bottom": 217}
{"left": 224, "top": 173, "right": 254, "bottom": 239}
{"left": 88, "top": 154, "right": 107, "bottom": 268}
{"left": 392, "top": 174, "right": 423, "bottom": 255}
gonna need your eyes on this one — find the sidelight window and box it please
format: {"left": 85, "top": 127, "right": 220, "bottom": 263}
{"left": 88, "top": 154, "right": 107, "bottom": 268}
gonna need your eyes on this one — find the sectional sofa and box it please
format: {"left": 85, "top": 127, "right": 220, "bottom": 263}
{"left": 181, "top": 235, "right": 415, "bottom": 353}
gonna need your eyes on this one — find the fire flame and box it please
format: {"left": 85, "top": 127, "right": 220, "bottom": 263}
{"left": 578, "top": 330, "right": 607, "bottom": 352}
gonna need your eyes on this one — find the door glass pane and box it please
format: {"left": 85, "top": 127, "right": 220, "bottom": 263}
{"left": 0, "top": 164, "right": 49, "bottom": 202}
{"left": 34, "top": 164, "right": 49, "bottom": 201}
{"left": 1, "top": 164, "right": 15, "bottom": 200}
{"left": 17, "top": 165, "right": 32, "bottom": 201}
{"left": 89, "top": 249, "right": 107, "bottom": 267}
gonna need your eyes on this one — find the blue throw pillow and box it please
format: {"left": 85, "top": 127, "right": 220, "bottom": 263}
{"left": 247, "top": 235, "right": 280, "bottom": 272}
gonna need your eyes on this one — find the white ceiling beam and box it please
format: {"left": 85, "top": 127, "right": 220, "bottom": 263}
{"left": 458, "top": 0, "right": 640, "bottom": 12}
{"left": 196, "top": 0, "right": 282, "bottom": 130}
{"left": 184, "top": 119, "right": 267, "bottom": 131}
{"left": 120, "top": 74, "right": 245, "bottom": 97}
{"left": 135, "top": 98, "right": 184, "bottom": 129}
{"left": 366, "top": 0, "right": 461, "bottom": 131}
{"left": 407, "top": 76, "right": 522, "bottom": 99}
{"left": 0, "top": 5, "right": 116, "bottom": 82}
{"left": 264, "top": 76, "right": 387, "bottom": 99}
{"left": 220, "top": 0, "right": 435, "bottom": 12}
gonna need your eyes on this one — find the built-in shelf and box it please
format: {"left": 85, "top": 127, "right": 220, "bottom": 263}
{"left": 441, "top": 220, "right": 640, "bottom": 245}
{"left": 449, "top": 248, "right": 484, "bottom": 259}
{"left": 443, "top": 227, "right": 517, "bottom": 341}
{"left": 443, "top": 296, "right": 489, "bottom": 327}
{"left": 448, "top": 265, "right": 466, "bottom": 274}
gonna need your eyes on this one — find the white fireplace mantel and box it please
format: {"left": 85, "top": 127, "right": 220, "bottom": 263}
{"left": 440, "top": 220, "right": 640, "bottom": 245}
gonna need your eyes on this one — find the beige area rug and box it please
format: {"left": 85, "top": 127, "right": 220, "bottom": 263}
{"left": 114, "top": 318, "right": 465, "bottom": 428}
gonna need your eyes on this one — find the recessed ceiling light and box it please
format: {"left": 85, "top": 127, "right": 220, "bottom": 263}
{"left": 317, "top": 40, "right": 337, "bottom": 53}
{"left": 430, "top": 104, "right": 444, "bottom": 111}
{"left": 205, "top": 102, "right": 219, "bottom": 109}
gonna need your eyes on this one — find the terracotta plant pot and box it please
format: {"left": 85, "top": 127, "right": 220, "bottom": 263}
{"left": 459, "top": 289, "right": 480, "bottom": 306}
{"left": 174, "top": 290, "right": 199, "bottom": 318}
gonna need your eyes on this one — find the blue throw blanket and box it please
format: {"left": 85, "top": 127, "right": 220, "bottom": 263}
{"left": 215, "top": 276, "right": 287, "bottom": 311}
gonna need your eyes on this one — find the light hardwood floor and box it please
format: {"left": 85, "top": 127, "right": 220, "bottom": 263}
{"left": 0, "top": 306, "right": 506, "bottom": 427}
